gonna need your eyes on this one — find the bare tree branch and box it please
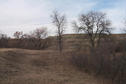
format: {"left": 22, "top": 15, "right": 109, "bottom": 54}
{"left": 73, "top": 11, "right": 112, "bottom": 48}
{"left": 51, "top": 10, "right": 66, "bottom": 52}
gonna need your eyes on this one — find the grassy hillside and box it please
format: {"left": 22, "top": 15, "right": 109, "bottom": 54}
{"left": 0, "top": 48, "right": 111, "bottom": 84}
{"left": 0, "top": 34, "right": 126, "bottom": 84}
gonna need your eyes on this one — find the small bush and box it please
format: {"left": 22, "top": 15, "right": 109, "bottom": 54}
{"left": 70, "top": 51, "right": 90, "bottom": 73}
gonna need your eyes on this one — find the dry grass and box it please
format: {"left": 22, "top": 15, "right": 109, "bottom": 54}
{"left": 0, "top": 48, "right": 111, "bottom": 84}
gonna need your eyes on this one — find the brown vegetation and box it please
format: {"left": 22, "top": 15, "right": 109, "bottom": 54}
{"left": 0, "top": 48, "right": 111, "bottom": 84}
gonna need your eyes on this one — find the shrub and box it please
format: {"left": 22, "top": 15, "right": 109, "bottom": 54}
{"left": 71, "top": 51, "right": 89, "bottom": 70}
{"left": 71, "top": 38, "right": 126, "bottom": 84}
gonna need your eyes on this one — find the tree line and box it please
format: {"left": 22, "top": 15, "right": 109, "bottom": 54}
{"left": 0, "top": 27, "right": 50, "bottom": 49}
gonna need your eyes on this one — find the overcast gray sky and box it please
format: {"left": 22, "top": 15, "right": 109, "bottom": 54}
{"left": 0, "top": 0, "right": 126, "bottom": 37}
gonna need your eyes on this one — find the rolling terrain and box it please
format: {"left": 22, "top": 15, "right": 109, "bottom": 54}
{"left": 0, "top": 48, "right": 111, "bottom": 84}
{"left": 1, "top": 34, "right": 123, "bottom": 84}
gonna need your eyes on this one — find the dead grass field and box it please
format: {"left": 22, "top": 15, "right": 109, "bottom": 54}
{"left": 0, "top": 48, "right": 111, "bottom": 84}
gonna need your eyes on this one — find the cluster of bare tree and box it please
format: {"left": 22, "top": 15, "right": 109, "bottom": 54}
{"left": 13, "top": 27, "right": 48, "bottom": 39}
{"left": 13, "top": 27, "right": 50, "bottom": 50}
{"left": 71, "top": 11, "right": 126, "bottom": 84}
{"left": 0, "top": 10, "right": 66, "bottom": 51}
{"left": 0, "top": 27, "right": 50, "bottom": 50}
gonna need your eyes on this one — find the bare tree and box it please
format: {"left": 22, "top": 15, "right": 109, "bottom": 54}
{"left": 0, "top": 34, "right": 8, "bottom": 39}
{"left": 51, "top": 10, "right": 66, "bottom": 52}
{"left": 13, "top": 31, "right": 23, "bottom": 39}
{"left": 28, "top": 27, "right": 48, "bottom": 49}
{"left": 14, "top": 27, "right": 48, "bottom": 50}
{"left": 0, "top": 34, "right": 9, "bottom": 48}
{"left": 73, "top": 11, "right": 112, "bottom": 48}
{"left": 32, "top": 27, "right": 48, "bottom": 39}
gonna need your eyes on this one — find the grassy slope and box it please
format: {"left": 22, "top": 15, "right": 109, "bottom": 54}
{"left": 0, "top": 48, "right": 111, "bottom": 84}
{"left": 1, "top": 33, "right": 122, "bottom": 84}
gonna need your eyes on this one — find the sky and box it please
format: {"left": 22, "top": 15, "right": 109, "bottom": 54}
{"left": 0, "top": 0, "right": 126, "bottom": 37}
